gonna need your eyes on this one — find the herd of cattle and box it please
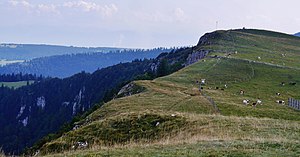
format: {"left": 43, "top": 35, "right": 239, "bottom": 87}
{"left": 197, "top": 79, "right": 291, "bottom": 107}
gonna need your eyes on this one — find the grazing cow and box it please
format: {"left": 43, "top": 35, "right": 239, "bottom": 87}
{"left": 276, "top": 92, "right": 281, "bottom": 96}
{"left": 276, "top": 100, "right": 285, "bottom": 105}
{"left": 252, "top": 102, "right": 257, "bottom": 107}
{"left": 240, "top": 90, "right": 245, "bottom": 95}
{"left": 243, "top": 99, "right": 250, "bottom": 105}
{"left": 155, "top": 122, "right": 160, "bottom": 126}
{"left": 221, "top": 88, "right": 224, "bottom": 91}
{"left": 73, "top": 125, "right": 80, "bottom": 130}
{"left": 201, "top": 79, "right": 206, "bottom": 85}
{"left": 256, "top": 99, "right": 262, "bottom": 105}
{"left": 289, "top": 82, "right": 296, "bottom": 86}
{"left": 257, "top": 56, "right": 261, "bottom": 60}
{"left": 216, "top": 87, "right": 219, "bottom": 90}
{"left": 226, "top": 53, "right": 231, "bottom": 57}
{"left": 77, "top": 141, "right": 88, "bottom": 148}
{"left": 224, "top": 84, "right": 228, "bottom": 88}
{"left": 281, "top": 82, "right": 285, "bottom": 86}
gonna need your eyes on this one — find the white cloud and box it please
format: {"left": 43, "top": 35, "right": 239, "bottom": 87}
{"left": 8, "top": 0, "right": 60, "bottom": 14}
{"left": 134, "top": 11, "right": 172, "bottom": 23}
{"left": 63, "top": 1, "right": 98, "bottom": 12}
{"left": 9, "top": 0, "right": 34, "bottom": 8}
{"left": 132, "top": 7, "right": 190, "bottom": 25}
{"left": 63, "top": 1, "right": 118, "bottom": 17}
{"left": 174, "top": 8, "right": 188, "bottom": 22}
{"left": 37, "top": 4, "right": 60, "bottom": 14}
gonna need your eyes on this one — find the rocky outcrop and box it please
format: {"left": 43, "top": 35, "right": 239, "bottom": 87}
{"left": 116, "top": 82, "right": 145, "bottom": 98}
{"left": 197, "top": 31, "right": 223, "bottom": 46}
{"left": 185, "top": 50, "right": 209, "bottom": 66}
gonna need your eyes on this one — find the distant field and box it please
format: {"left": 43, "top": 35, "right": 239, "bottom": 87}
{"left": 0, "top": 59, "right": 24, "bottom": 66}
{"left": 0, "top": 81, "right": 34, "bottom": 88}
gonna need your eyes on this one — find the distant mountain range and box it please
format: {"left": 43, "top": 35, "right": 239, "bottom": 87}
{"left": 0, "top": 44, "right": 125, "bottom": 60}
{"left": 294, "top": 32, "right": 300, "bottom": 37}
{"left": 0, "top": 48, "right": 172, "bottom": 78}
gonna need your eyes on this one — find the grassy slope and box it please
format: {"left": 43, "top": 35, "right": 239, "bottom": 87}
{"left": 200, "top": 29, "right": 300, "bottom": 69}
{"left": 41, "top": 30, "right": 300, "bottom": 156}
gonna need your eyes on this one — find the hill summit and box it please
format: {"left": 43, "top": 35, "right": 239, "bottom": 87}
{"left": 28, "top": 29, "right": 300, "bottom": 156}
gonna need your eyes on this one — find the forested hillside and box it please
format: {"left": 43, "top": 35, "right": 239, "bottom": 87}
{"left": 0, "top": 48, "right": 171, "bottom": 78}
{"left": 0, "top": 47, "right": 192, "bottom": 154}
{"left": 0, "top": 44, "right": 124, "bottom": 60}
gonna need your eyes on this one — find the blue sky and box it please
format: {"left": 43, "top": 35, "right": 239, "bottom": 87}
{"left": 0, "top": 0, "right": 299, "bottom": 48}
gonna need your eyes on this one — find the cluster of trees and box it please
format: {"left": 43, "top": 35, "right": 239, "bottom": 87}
{"left": 0, "top": 73, "right": 44, "bottom": 82}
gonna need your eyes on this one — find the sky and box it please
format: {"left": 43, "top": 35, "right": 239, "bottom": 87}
{"left": 0, "top": 0, "right": 300, "bottom": 48}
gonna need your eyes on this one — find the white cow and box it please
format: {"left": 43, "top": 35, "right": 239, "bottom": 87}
{"left": 243, "top": 99, "right": 250, "bottom": 105}
{"left": 257, "top": 99, "right": 262, "bottom": 105}
{"left": 276, "top": 100, "right": 285, "bottom": 105}
{"left": 77, "top": 141, "right": 88, "bottom": 148}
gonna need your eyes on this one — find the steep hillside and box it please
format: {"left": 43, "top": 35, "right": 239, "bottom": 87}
{"left": 0, "top": 60, "right": 153, "bottom": 154}
{"left": 0, "top": 46, "right": 192, "bottom": 154}
{"left": 32, "top": 29, "right": 300, "bottom": 156}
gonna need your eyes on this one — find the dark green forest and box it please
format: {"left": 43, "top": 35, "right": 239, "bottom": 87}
{"left": 0, "top": 47, "right": 192, "bottom": 154}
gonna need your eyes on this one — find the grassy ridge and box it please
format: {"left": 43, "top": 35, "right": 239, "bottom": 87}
{"left": 200, "top": 29, "right": 300, "bottom": 69}
{"left": 38, "top": 29, "right": 300, "bottom": 156}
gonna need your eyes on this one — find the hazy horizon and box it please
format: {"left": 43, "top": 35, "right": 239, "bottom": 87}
{"left": 1, "top": 0, "right": 300, "bottom": 48}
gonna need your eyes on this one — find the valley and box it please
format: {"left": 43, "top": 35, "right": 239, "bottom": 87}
{"left": 2, "top": 1, "right": 300, "bottom": 156}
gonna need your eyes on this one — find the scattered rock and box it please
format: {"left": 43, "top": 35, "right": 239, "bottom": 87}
{"left": 116, "top": 83, "right": 145, "bottom": 98}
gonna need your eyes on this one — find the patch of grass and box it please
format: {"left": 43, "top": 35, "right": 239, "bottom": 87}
{"left": 40, "top": 113, "right": 187, "bottom": 155}
{"left": 45, "top": 114, "right": 300, "bottom": 157}
{"left": 0, "top": 80, "right": 34, "bottom": 89}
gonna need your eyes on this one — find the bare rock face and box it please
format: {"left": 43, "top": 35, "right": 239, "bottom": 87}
{"left": 185, "top": 50, "right": 209, "bottom": 66}
{"left": 116, "top": 82, "right": 145, "bottom": 98}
